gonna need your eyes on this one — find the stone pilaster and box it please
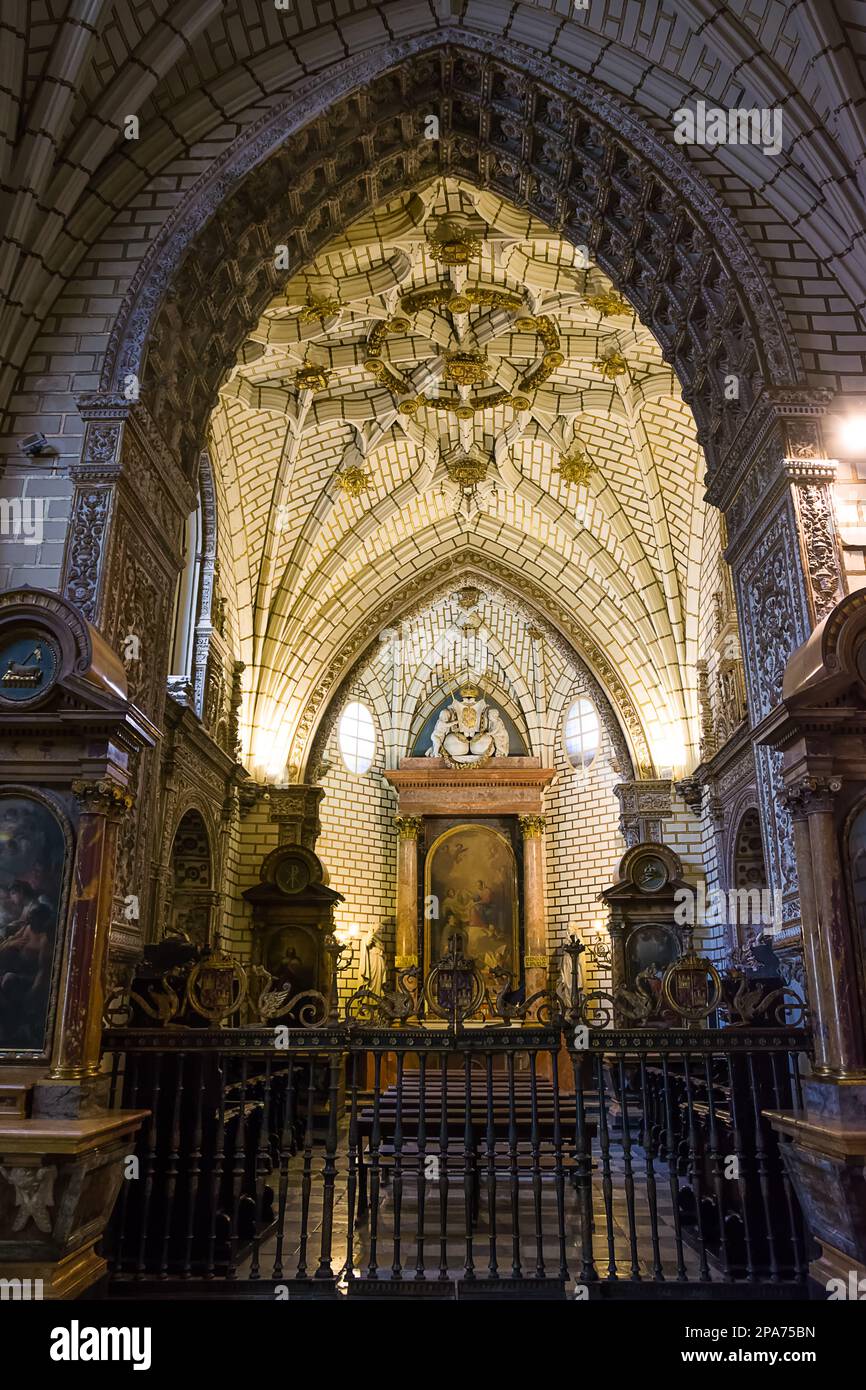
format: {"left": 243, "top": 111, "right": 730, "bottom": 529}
{"left": 709, "top": 389, "right": 846, "bottom": 946}
{"left": 62, "top": 394, "right": 197, "bottom": 954}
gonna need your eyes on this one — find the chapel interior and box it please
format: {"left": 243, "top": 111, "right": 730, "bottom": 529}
{"left": 1, "top": 1, "right": 866, "bottom": 1313}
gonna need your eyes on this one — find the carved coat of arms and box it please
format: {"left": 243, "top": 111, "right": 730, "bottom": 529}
{"left": 427, "top": 686, "right": 510, "bottom": 766}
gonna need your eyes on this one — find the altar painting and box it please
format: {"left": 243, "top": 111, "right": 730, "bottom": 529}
{"left": 425, "top": 824, "right": 518, "bottom": 978}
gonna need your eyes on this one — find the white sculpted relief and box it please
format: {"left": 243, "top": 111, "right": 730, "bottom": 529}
{"left": 427, "top": 688, "right": 510, "bottom": 765}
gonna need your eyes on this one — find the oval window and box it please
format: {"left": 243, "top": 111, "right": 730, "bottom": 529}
{"left": 563, "top": 697, "right": 600, "bottom": 769}
{"left": 338, "top": 701, "right": 376, "bottom": 774}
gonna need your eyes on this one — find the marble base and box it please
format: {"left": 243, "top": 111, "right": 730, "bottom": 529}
{"left": 802, "top": 1075, "right": 866, "bottom": 1125}
{"left": 32, "top": 1074, "right": 110, "bottom": 1119}
{"left": 0, "top": 1110, "right": 147, "bottom": 1298}
{"left": 1, "top": 1244, "right": 107, "bottom": 1300}
{"left": 766, "top": 1104, "right": 866, "bottom": 1280}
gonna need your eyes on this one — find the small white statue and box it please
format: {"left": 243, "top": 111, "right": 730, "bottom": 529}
{"left": 361, "top": 927, "right": 387, "bottom": 996}
{"left": 556, "top": 937, "right": 582, "bottom": 1013}
{"left": 486, "top": 705, "right": 510, "bottom": 756}
{"left": 428, "top": 702, "right": 458, "bottom": 758}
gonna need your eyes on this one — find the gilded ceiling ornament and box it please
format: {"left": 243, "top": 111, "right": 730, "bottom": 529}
{"left": 593, "top": 350, "right": 629, "bottom": 379}
{"left": 335, "top": 464, "right": 371, "bottom": 498}
{"left": 425, "top": 217, "right": 483, "bottom": 265}
{"left": 556, "top": 446, "right": 596, "bottom": 486}
{"left": 405, "top": 391, "right": 528, "bottom": 418}
{"left": 584, "top": 291, "right": 631, "bottom": 318}
{"left": 443, "top": 348, "right": 489, "bottom": 387}
{"left": 297, "top": 294, "right": 341, "bottom": 323}
{"left": 444, "top": 454, "right": 488, "bottom": 487}
{"left": 399, "top": 284, "right": 522, "bottom": 317}
{"left": 294, "top": 361, "right": 331, "bottom": 393}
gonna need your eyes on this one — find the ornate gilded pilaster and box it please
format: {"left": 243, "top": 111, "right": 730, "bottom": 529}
{"left": 48, "top": 780, "right": 133, "bottom": 1085}
{"left": 394, "top": 815, "right": 422, "bottom": 968}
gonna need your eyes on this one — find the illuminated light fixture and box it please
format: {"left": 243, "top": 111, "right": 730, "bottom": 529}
{"left": 294, "top": 361, "right": 331, "bottom": 393}
{"left": 336, "top": 464, "right": 370, "bottom": 498}
{"left": 556, "top": 446, "right": 596, "bottom": 486}
{"left": 425, "top": 217, "right": 483, "bottom": 265}
{"left": 444, "top": 348, "right": 489, "bottom": 387}
{"left": 835, "top": 414, "right": 866, "bottom": 455}
{"left": 585, "top": 291, "right": 631, "bottom": 318}
{"left": 593, "top": 350, "right": 628, "bottom": 379}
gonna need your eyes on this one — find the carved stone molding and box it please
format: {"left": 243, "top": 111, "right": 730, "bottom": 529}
{"left": 675, "top": 776, "right": 704, "bottom": 816}
{"left": 793, "top": 482, "right": 846, "bottom": 625}
{"left": 613, "top": 780, "right": 673, "bottom": 848}
{"left": 268, "top": 784, "right": 324, "bottom": 849}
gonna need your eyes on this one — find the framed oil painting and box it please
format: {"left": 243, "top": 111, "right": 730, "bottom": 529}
{"left": 0, "top": 788, "right": 72, "bottom": 1061}
{"left": 424, "top": 823, "right": 519, "bottom": 981}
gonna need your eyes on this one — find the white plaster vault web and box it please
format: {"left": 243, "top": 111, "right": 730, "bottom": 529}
{"left": 208, "top": 179, "right": 709, "bottom": 779}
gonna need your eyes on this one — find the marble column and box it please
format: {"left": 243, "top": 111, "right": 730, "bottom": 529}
{"left": 46, "top": 779, "right": 133, "bottom": 1091}
{"left": 519, "top": 815, "right": 548, "bottom": 1014}
{"left": 394, "top": 816, "right": 422, "bottom": 968}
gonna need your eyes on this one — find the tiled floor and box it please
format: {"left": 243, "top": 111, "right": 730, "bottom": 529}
{"left": 245, "top": 1138, "right": 712, "bottom": 1290}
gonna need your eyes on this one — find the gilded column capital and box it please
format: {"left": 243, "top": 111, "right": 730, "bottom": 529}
{"left": 72, "top": 778, "right": 134, "bottom": 817}
{"left": 782, "top": 775, "right": 842, "bottom": 819}
{"left": 523, "top": 953, "right": 547, "bottom": 969}
{"left": 395, "top": 953, "right": 419, "bottom": 969}
{"left": 518, "top": 814, "right": 546, "bottom": 839}
{"left": 394, "top": 815, "right": 422, "bottom": 839}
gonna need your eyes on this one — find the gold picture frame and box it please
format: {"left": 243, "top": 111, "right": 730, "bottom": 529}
{"left": 423, "top": 823, "right": 519, "bottom": 980}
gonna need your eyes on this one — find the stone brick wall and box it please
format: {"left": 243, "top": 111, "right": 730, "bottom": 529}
{"left": 316, "top": 682, "right": 398, "bottom": 1002}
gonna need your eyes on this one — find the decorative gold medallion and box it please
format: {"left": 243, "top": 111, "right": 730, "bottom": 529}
{"left": 336, "top": 464, "right": 371, "bottom": 498}
{"left": 294, "top": 362, "right": 331, "bottom": 393}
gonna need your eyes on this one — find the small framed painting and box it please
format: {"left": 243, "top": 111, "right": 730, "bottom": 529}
{"left": 0, "top": 788, "right": 73, "bottom": 1063}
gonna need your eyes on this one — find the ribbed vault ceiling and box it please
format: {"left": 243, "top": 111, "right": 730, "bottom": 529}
{"left": 209, "top": 179, "right": 707, "bottom": 778}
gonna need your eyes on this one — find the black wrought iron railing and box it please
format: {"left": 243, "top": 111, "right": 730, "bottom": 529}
{"left": 102, "top": 1022, "right": 811, "bottom": 1299}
